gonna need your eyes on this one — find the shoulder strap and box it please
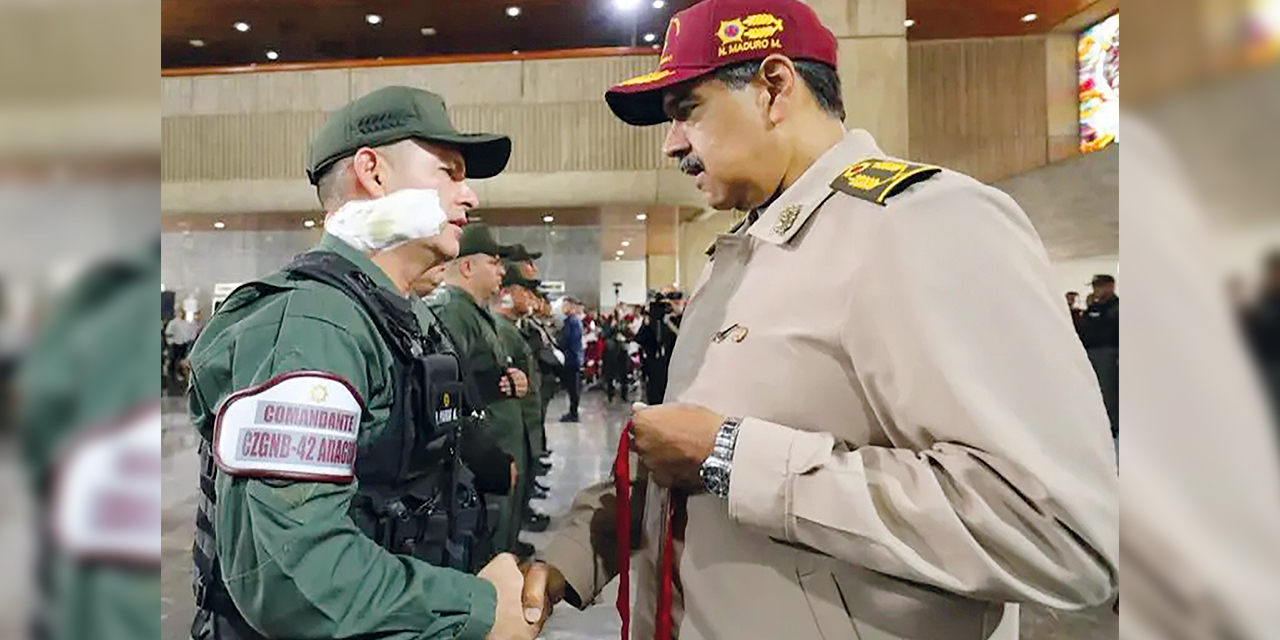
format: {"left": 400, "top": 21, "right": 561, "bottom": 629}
{"left": 283, "top": 251, "right": 424, "bottom": 361}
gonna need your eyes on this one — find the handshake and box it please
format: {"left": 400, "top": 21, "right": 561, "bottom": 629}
{"left": 478, "top": 553, "right": 568, "bottom": 640}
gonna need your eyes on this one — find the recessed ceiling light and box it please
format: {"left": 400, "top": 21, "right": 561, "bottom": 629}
{"left": 303, "top": 219, "right": 315, "bottom": 228}
{"left": 550, "top": 230, "right": 556, "bottom": 236}
{"left": 366, "top": 13, "right": 382, "bottom": 24}
{"left": 615, "top": 0, "right": 640, "bottom": 10}
{"left": 643, "top": 32, "right": 656, "bottom": 42}
{"left": 213, "top": 221, "right": 226, "bottom": 229}
{"left": 266, "top": 50, "right": 278, "bottom": 60}
{"left": 234, "top": 21, "right": 250, "bottom": 32}
{"left": 621, "top": 240, "right": 631, "bottom": 247}
{"left": 652, "top": 0, "right": 665, "bottom": 7}
{"left": 506, "top": 6, "right": 521, "bottom": 17}
{"left": 421, "top": 27, "right": 437, "bottom": 36}
{"left": 616, "top": 250, "right": 625, "bottom": 256}
{"left": 903, "top": 19, "right": 914, "bottom": 27}
{"left": 512, "top": 49, "right": 520, "bottom": 55}
{"left": 189, "top": 39, "right": 205, "bottom": 47}
{"left": 542, "top": 215, "right": 554, "bottom": 223}
{"left": 651, "top": 44, "right": 660, "bottom": 49}
{"left": 636, "top": 213, "right": 647, "bottom": 220}
{"left": 615, "top": 256, "right": 621, "bottom": 261}
{"left": 1020, "top": 13, "right": 1037, "bottom": 22}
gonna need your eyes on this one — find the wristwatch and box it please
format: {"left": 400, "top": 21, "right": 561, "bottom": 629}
{"left": 700, "top": 416, "right": 742, "bottom": 499}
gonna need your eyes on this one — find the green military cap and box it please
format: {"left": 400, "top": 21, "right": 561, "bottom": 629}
{"left": 306, "top": 85, "right": 512, "bottom": 185}
{"left": 457, "top": 223, "right": 517, "bottom": 259}
{"left": 501, "top": 261, "right": 541, "bottom": 290}
{"left": 507, "top": 244, "right": 542, "bottom": 262}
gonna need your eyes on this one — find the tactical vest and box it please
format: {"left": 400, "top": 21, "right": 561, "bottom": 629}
{"left": 191, "top": 251, "right": 486, "bottom": 640}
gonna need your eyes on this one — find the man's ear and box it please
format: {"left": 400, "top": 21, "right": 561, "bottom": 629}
{"left": 351, "top": 147, "right": 389, "bottom": 199}
{"left": 757, "top": 55, "right": 798, "bottom": 126}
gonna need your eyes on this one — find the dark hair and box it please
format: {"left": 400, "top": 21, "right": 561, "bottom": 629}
{"left": 713, "top": 59, "right": 845, "bottom": 121}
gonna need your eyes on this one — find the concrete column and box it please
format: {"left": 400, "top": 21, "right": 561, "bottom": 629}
{"left": 645, "top": 205, "right": 680, "bottom": 292}
{"left": 803, "top": 0, "right": 909, "bottom": 156}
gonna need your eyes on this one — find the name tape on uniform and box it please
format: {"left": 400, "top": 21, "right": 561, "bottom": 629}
{"left": 52, "top": 404, "right": 162, "bottom": 564}
{"left": 829, "top": 158, "right": 941, "bottom": 205}
{"left": 214, "top": 372, "right": 364, "bottom": 483}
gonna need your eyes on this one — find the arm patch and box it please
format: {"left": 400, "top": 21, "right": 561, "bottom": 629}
{"left": 830, "top": 158, "right": 941, "bottom": 205}
{"left": 52, "top": 403, "right": 161, "bottom": 564}
{"left": 213, "top": 371, "right": 365, "bottom": 483}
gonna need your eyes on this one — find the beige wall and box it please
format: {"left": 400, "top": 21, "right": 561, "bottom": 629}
{"left": 908, "top": 36, "right": 1075, "bottom": 183}
{"left": 162, "top": 56, "right": 704, "bottom": 215}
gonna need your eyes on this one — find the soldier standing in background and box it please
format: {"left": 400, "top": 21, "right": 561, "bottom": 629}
{"left": 429, "top": 224, "right": 532, "bottom": 556}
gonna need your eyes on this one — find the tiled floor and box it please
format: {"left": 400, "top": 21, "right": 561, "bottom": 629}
{"left": 159, "top": 390, "right": 1117, "bottom": 639}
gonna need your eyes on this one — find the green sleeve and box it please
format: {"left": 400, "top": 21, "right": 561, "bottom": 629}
{"left": 215, "top": 313, "right": 497, "bottom": 640}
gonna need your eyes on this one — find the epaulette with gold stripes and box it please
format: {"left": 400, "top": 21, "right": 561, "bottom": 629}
{"left": 829, "top": 158, "right": 941, "bottom": 206}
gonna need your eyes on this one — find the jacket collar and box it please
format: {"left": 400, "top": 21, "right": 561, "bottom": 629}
{"left": 317, "top": 233, "right": 402, "bottom": 296}
{"left": 747, "top": 129, "right": 883, "bottom": 245}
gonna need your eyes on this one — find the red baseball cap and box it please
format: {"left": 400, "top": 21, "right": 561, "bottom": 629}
{"left": 606, "top": 0, "right": 839, "bottom": 126}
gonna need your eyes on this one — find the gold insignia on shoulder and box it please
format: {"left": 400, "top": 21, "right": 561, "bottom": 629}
{"left": 830, "top": 158, "right": 941, "bottom": 206}
{"left": 310, "top": 384, "right": 329, "bottom": 403}
{"left": 773, "top": 204, "right": 801, "bottom": 235}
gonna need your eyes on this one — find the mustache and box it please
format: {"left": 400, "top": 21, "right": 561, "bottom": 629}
{"left": 678, "top": 154, "right": 705, "bottom": 175}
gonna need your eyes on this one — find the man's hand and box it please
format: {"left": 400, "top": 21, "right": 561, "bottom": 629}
{"left": 631, "top": 403, "right": 722, "bottom": 489}
{"left": 519, "top": 561, "right": 568, "bottom": 634}
{"left": 479, "top": 553, "right": 538, "bottom": 640}
{"left": 499, "top": 368, "right": 530, "bottom": 398}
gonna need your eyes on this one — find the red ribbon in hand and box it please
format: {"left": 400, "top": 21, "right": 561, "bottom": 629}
{"left": 615, "top": 420, "right": 684, "bottom": 640}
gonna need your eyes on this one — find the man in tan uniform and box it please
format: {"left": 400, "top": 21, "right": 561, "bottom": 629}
{"left": 521, "top": 0, "right": 1119, "bottom": 638}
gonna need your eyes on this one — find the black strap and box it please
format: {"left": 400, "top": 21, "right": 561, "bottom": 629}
{"left": 284, "top": 251, "right": 426, "bottom": 360}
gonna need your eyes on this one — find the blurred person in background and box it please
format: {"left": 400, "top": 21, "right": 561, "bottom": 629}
{"left": 429, "top": 224, "right": 533, "bottom": 558}
{"left": 18, "top": 242, "right": 160, "bottom": 640}
{"left": 1245, "top": 251, "right": 1280, "bottom": 414}
{"left": 557, "top": 297, "right": 584, "bottom": 422}
{"left": 1066, "top": 290, "right": 1084, "bottom": 329}
{"left": 492, "top": 265, "right": 552, "bottom": 535}
{"left": 186, "top": 87, "right": 537, "bottom": 640}
{"left": 601, "top": 307, "right": 633, "bottom": 403}
{"left": 163, "top": 308, "right": 201, "bottom": 391}
{"left": 635, "top": 286, "right": 683, "bottom": 404}
{"left": 1078, "top": 274, "right": 1120, "bottom": 445}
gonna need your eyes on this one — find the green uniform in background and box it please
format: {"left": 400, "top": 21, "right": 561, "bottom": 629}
{"left": 512, "top": 319, "right": 545, "bottom": 465}
{"left": 427, "top": 283, "right": 525, "bottom": 551}
{"left": 18, "top": 243, "right": 160, "bottom": 640}
{"left": 187, "top": 234, "right": 496, "bottom": 639}
{"left": 493, "top": 314, "right": 539, "bottom": 531}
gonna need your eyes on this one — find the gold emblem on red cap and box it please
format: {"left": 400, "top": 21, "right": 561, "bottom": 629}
{"left": 716, "top": 13, "right": 785, "bottom": 57}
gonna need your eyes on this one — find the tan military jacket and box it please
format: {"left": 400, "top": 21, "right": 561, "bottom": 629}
{"left": 543, "top": 130, "right": 1118, "bottom": 640}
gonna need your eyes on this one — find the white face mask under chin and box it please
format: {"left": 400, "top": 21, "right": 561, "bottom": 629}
{"left": 324, "top": 188, "right": 450, "bottom": 253}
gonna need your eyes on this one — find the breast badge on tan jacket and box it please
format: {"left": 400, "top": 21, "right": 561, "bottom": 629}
{"left": 830, "top": 158, "right": 941, "bottom": 206}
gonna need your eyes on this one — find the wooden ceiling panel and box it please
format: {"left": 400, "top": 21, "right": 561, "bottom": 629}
{"left": 163, "top": 0, "right": 1110, "bottom": 70}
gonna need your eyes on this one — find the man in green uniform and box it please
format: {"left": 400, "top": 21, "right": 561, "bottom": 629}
{"left": 505, "top": 246, "right": 552, "bottom": 467}
{"left": 492, "top": 266, "right": 552, "bottom": 533}
{"left": 427, "top": 224, "right": 532, "bottom": 556}
{"left": 18, "top": 243, "right": 161, "bottom": 640}
{"left": 186, "top": 86, "right": 539, "bottom": 640}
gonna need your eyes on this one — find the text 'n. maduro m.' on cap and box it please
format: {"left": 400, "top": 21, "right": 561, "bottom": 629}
{"left": 606, "top": 0, "right": 838, "bottom": 126}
